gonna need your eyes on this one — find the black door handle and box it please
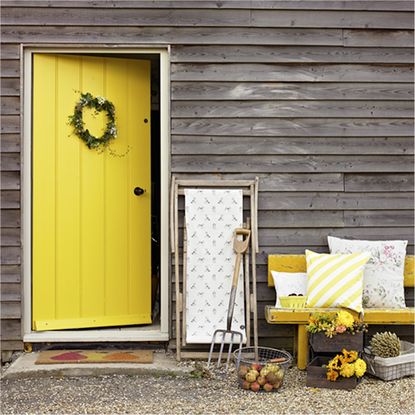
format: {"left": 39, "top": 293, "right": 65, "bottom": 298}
{"left": 134, "top": 187, "right": 145, "bottom": 196}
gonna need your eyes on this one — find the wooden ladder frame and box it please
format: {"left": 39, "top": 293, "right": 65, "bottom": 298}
{"left": 170, "top": 177, "right": 259, "bottom": 361}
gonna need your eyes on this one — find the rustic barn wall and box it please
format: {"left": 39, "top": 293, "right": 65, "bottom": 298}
{"left": 1, "top": 1, "right": 414, "bottom": 359}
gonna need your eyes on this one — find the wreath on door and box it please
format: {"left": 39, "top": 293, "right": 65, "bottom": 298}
{"left": 68, "top": 92, "right": 117, "bottom": 150}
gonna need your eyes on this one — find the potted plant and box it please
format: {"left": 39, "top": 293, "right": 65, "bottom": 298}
{"left": 307, "top": 348, "right": 367, "bottom": 390}
{"left": 306, "top": 310, "right": 367, "bottom": 353}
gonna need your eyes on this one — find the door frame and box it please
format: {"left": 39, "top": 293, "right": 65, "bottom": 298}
{"left": 21, "top": 46, "right": 170, "bottom": 342}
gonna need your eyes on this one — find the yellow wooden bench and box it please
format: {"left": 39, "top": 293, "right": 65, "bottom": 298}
{"left": 265, "top": 254, "right": 415, "bottom": 369}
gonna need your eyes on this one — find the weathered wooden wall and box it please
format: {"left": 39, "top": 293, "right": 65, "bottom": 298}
{"left": 1, "top": 1, "right": 414, "bottom": 359}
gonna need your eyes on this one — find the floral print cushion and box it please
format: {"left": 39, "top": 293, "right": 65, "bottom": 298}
{"left": 328, "top": 236, "right": 407, "bottom": 309}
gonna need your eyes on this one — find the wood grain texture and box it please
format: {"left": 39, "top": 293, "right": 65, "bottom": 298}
{"left": 2, "top": 1, "right": 413, "bottom": 11}
{"left": 172, "top": 101, "right": 414, "bottom": 118}
{"left": 171, "top": 46, "right": 414, "bottom": 64}
{"left": 0, "top": 265, "right": 21, "bottom": 283}
{"left": 1, "top": 209, "right": 20, "bottom": 228}
{"left": 1, "top": 116, "right": 20, "bottom": 134}
{"left": 171, "top": 63, "right": 414, "bottom": 82}
{"left": 0, "top": 191, "right": 20, "bottom": 209}
{"left": 0, "top": 247, "right": 20, "bottom": 265}
{"left": 344, "top": 210, "right": 414, "bottom": 227}
{"left": 172, "top": 136, "right": 413, "bottom": 155}
{"left": 0, "top": 135, "right": 20, "bottom": 153}
{"left": 0, "top": 26, "right": 344, "bottom": 45}
{"left": 1, "top": 97, "right": 20, "bottom": 115}
{"left": 0, "top": 320, "right": 21, "bottom": 340}
{"left": 3, "top": 7, "right": 412, "bottom": 29}
{"left": 345, "top": 173, "right": 415, "bottom": 192}
{"left": 1, "top": 228, "right": 20, "bottom": 247}
{"left": 1, "top": 153, "right": 20, "bottom": 171}
{"left": 171, "top": 155, "right": 414, "bottom": 173}
{"left": 173, "top": 173, "right": 344, "bottom": 191}
{"left": 0, "top": 44, "right": 19, "bottom": 59}
{"left": 171, "top": 82, "right": 414, "bottom": 101}
{"left": 1, "top": 78, "right": 20, "bottom": 96}
{"left": 257, "top": 192, "right": 414, "bottom": 210}
{"left": 0, "top": 302, "right": 21, "bottom": 319}
{"left": 0, "top": 172, "right": 20, "bottom": 190}
{"left": 172, "top": 118, "right": 414, "bottom": 137}
{"left": 1, "top": 60, "right": 19, "bottom": 77}
{"left": 343, "top": 29, "right": 414, "bottom": 47}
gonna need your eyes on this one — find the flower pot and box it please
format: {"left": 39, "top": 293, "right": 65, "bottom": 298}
{"left": 309, "top": 332, "right": 364, "bottom": 354}
{"left": 306, "top": 356, "right": 358, "bottom": 390}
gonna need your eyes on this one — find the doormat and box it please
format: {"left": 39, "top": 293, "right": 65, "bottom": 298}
{"left": 35, "top": 350, "right": 154, "bottom": 364}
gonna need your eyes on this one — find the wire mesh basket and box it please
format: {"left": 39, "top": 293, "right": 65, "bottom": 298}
{"left": 233, "top": 347, "right": 292, "bottom": 392}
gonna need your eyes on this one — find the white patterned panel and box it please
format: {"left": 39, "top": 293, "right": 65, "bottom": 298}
{"left": 185, "top": 189, "right": 246, "bottom": 344}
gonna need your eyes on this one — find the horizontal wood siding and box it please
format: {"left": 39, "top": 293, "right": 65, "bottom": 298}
{"left": 1, "top": 0, "right": 413, "bottom": 360}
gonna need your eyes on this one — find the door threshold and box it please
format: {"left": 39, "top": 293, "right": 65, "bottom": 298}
{"left": 24, "top": 325, "right": 168, "bottom": 343}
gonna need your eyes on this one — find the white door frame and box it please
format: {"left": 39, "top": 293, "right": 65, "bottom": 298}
{"left": 21, "top": 46, "right": 170, "bottom": 342}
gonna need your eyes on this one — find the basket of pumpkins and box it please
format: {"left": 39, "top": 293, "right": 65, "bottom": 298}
{"left": 234, "top": 347, "right": 292, "bottom": 392}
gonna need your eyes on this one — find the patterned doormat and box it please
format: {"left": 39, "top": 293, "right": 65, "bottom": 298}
{"left": 35, "top": 350, "right": 154, "bottom": 364}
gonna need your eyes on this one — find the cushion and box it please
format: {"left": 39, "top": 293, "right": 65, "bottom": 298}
{"left": 328, "top": 236, "right": 407, "bottom": 308}
{"left": 305, "top": 250, "right": 370, "bottom": 313}
{"left": 271, "top": 271, "right": 307, "bottom": 308}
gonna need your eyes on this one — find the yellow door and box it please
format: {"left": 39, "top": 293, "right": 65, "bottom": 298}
{"left": 32, "top": 54, "right": 152, "bottom": 330}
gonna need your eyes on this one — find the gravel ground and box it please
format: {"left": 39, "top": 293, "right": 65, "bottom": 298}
{"left": 1, "top": 362, "right": 414, "bottom": 415}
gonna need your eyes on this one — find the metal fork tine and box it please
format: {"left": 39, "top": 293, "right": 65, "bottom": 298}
{"left": 217, "top": 331, "right": 226, "bottom": 367}
{"left": 226, "top": 332, "right": 235, "bottom": 369}
{"left": 207, "top": 331, "right": 217, "bottom": 368}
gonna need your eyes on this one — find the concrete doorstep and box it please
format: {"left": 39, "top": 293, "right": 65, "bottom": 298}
{"left": 2, "top": 350, "right": 192, "bottom": 380}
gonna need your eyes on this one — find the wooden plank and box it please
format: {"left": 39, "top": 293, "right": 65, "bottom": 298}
{"left": 1, "top": 153, "right": 20, "bottom": 171}
{"left": 171, "top": 82, "right": 414, "bottom": 101}
{"left": 0, "top": 78, "right": 19, "bottom": 96}
{"left": 0, "top": 320, "right": 21, "bottom": 340}
{"left": 171, "top": 46, "right": 414, "bottom": 64}
{"left": 171, "top": 155, "right": 414, "bottom": 173}
{"left": 0, "top": 44, "right": 19, "bottom": 59}
{"left": 5, "top": 7, "right": 410, "bottom": 29}
{"left": 345, "top": 173, "right": 415, "bottom": 192}
{"left": 1, "top": 116, "right": 20, "bottom": 133}
{"left": 0, "top": 26, "right": 343, "bottom": 46}
{"left": 0, "top": 340, "right": 23, "bottom": 351}
{"left": 0, "top": 247, "right": 20, "bottom": 265}
{"left": 173, "top": 173, "right": 344, "bottom": 191}
{"left": 1, "top": 8, "right": 251, "bottom": 26}
{"left": 251, "top": 10, "right": 414, "bottom": 29}
{"left": 343, "top": 30, "right": 414, "bottom": 47}
{"left": 172, "top": 136, "right": 413, "bottom": 155}
{"left": 0, "top": 134, "right": 20, "bottom": 153}
{"left": 0, "top": 302, "right": 21, "bottom": 319}
{"left": 171, "top": 63, "right": 414, "bottom": 82}
{"left": 257, "top": 192, "right": 414, "bottom": 210}
{"left": 1, "top": 283, "right": 21, "bottom": 301}
{"left": 258, "top": 210, "right": 344, "bottom": 228}
{"left": 1, "top": 209, "right": 20, "bottom": 228}
{"left": 1, "top": 228, "right": 20, "bottom": 247}
{"left": 1, "top": 60, "right": 19, "bottom": 78}
{"left": 2, "top": 1, "right": 413, "bottom": 11}
{"left": 0, "top": 172, "right": 20, "bottom": 190}
{"left": 172, "top": 119, "right": 414, "bottom": 137}
{"left": 172, "top": 101, "right": 414, "bottom": 119}
{"left": 259, "top": 227, "right": 415, "bottom": 246}
{"left": 1, "top": 97, "right": 20, "bottom": 115}
{"left": 344, "top": 210, "right": 414, "bottom": 227}
{"left": 0, "top": 265, "right": 21, "bottom": 283}
{"left": 0, "top": 191, "right": 20, "bottom": 209}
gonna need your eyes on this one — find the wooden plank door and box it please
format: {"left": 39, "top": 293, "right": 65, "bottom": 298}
{"left": 32, "top": 54, "right": 152, "bottom": 331}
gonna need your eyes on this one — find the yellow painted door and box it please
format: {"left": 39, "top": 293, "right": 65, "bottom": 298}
{"left": 32, "top": 54, "right": 152, "bottom": 330}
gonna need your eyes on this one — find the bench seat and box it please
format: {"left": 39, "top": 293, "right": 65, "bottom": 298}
{"left": 266, "top": 254, "right": 415, "bottom": 369}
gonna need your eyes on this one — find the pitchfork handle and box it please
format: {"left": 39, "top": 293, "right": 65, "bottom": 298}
{"left": 226, "top": 252, "right": 242, "bottom": 330}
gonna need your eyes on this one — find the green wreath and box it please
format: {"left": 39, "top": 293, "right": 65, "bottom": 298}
{"left": 69, "top": 92, "right": 117, "bottom": 150}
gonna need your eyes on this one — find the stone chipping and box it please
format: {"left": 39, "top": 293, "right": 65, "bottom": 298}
{"left": 1, "top": 361, "right": 414, "bottom": 415}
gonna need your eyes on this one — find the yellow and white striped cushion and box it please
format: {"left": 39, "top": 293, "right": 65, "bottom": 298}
{"left": 305, "top": 250, "right": 370, "bottom": 313}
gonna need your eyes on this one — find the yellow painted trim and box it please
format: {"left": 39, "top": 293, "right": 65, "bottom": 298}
{"left": 265, "top": 306, "right": 415, "bottom": 325}
{"left": 297, "top": 325, "right": 308, "bottom": 370}
{"left": 268, "top": 254, "right": 414, "bottom": 288}
{"left": 34, "top": 314, "right": 152, "bottom": 331}
{"left": 404, "top": 256, "right": 414, "bottom": 287}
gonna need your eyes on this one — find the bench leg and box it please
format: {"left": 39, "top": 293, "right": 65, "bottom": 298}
{"left": 297, "top": 325, "right": 308, "bottom": 370}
